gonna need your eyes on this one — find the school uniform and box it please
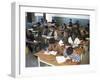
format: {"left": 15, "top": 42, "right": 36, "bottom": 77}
{"left": 68, "top": 37, "right": 81, "bottom": 48}
{"left": 63, "top": 50, "right": 81, "bottom": 62}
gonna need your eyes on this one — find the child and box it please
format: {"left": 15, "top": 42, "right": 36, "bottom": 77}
{"left": 68, "top": 32, "right": 81, "bottom": 48}
{"left": 63, "top": 47, "right": 81, "bottom": 63}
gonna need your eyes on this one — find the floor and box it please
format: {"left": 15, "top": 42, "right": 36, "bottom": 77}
{"left": 25, "top": 51, "right": 48, "bottom": 67}
{"left": 81, "top": 51, "right": 90, "bottom": 64}
{"left": 26, "top": 52, "right": 38, "bottom": 67}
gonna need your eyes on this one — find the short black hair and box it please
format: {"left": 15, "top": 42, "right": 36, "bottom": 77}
{"left": 66, "top": 47, "right": 73, "bottom": 55}
{"left": 28, "top": 30, "right": 32, "bottom": 34}
{"left": 49, "top": 38, "right": 56, "bottom": 44}
{"left": 45, "top": 25, "right": 48, "bottom": 29}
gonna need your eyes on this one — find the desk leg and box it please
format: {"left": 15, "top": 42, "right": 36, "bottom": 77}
{"left": 38, "top": 57, "right": 40, "bottom": 67}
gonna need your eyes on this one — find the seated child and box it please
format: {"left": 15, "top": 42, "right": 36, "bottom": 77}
{"left": 63, "top": 47, "right": 81, "bottom": 62}
{"left": 48, "top": 39, "right": 65, "bottom": 55}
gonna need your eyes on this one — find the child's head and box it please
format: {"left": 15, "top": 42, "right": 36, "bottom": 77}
{"left": 66, "top": 47, "right": 73, "bottom": 55}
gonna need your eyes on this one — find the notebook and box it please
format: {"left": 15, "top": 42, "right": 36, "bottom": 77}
{"left": 56, "top": 56, "right": 66, "bottom": 64}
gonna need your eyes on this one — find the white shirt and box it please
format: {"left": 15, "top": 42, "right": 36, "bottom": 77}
{"left": 68, "top": 37, "right": 81, "bottom": 48}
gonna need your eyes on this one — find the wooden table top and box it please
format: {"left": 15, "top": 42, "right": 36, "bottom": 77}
{"left": 34, "top": 50, "right": 80, "bottom": 66}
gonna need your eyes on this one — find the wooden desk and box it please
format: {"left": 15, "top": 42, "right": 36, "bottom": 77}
{"left": 34, "top": 50, "right": 80, "bottom": 67}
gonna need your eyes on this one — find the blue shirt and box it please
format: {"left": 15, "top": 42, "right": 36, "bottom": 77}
{"left": 63, "top": 50, "right": 81, "bottom": 62}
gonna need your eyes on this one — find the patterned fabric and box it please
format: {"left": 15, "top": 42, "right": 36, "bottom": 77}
{"left": 63, "top": 50, "right": 81, "bottom": 62}
{"left": 70, "top": 53, "right": 81, "bottom": 62}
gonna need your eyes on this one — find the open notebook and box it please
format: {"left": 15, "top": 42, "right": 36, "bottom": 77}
{"left": 44, "top": 51, "right": 57, "bottom": 55}
{"left": 56, "top": 56, "right": 66, "bottom": 64}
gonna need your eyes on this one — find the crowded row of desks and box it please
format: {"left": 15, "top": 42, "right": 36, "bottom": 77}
{"left": 26, "top": 22, "right": 89, "bottom": 66}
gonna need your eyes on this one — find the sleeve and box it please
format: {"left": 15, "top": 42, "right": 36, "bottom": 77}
{"left": 54, "top": 31, "right": 58, "bottom": 40}
{"left": 68, "top": 37, "right": 73, "bottom": 45}
{"left": 63, "top": 49, "right": 68, "bottom": 57}
{"left": 75, "top": 38, "right": 81, "bottom": 45}
{"left": 70, "top": 54, "right": 81, "bottom": 62}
